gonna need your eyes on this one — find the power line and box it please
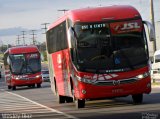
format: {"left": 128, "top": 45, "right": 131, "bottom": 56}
{"left": 30, "top": 30, "right": 37, "bottom": 45}
{"left": 16, "top": 35, "right": 20, "bottom": 45}
{"left": 150, "top": 0, "right": 156, "bottom": 52}
{"left": 21, "top": 31, "right": 26, "bottom": 45}
{"left": 41, "top": 23, "right": 50, "bottom": 34}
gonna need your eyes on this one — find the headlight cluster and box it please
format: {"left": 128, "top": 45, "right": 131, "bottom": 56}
{"left": 76, "top": 76, "right": 96, "bottom": 84}
{"left": 12, "top": 75, "right": 41, "bottom": 80}
{"left": 36, "top": 75, "right": 42, "bottom": 78}
{"left": 12, "top": 75, "right": 22, "bottom": 80}
{"left": 136, "top": 72, "right": 150, "bottom": 80}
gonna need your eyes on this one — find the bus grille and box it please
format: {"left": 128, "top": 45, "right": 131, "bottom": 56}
{"left": 20, "top": 77, "right": 35, "bottom": 80}
{"left": 94, "top": 78, "right": 138, "bottom": 86}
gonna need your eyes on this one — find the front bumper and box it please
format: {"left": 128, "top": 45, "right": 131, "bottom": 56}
{"left": 11, "top": 77, "right": 42, "bottom": 86}
{"left": 75, "top": 77, "right": 151, "bottom": 99}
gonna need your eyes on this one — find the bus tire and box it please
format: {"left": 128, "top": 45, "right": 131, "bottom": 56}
{"left": 54, "top": 78, "right": 58, "bottom": 95}
{"left": 8, "top": 85, "right": 12, "bottom": 89}
{"left": 66, "top": 97, "right": 73, "bottom": 103}
{"left": 58, "top": 95, "right": 66, "bottom": 104}
{"left": 28, "top": 85, "right": 32, "bottom": 88}
{"left": 32, "top": 84, "right": 35, "bottom": 88}
{"left": 75, "top": 99, "right": 85, "bottom": 108}
{"left": 132, "top": 94, "right": 143, "bottom": 104}
{"left": 37, "top": 83, "right": 41, "bottom": 88}
{"left": 12, "top": 86, "right": 16, "bottom": 90}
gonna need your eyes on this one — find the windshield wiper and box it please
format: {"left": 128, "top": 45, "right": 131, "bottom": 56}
{"left": 27, "top": 65, "right": 34, "bottom": 73}
{"left": 19, "top": 61, "right": 26, "bottom": 74}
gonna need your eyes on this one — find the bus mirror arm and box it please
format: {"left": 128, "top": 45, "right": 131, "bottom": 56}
{"left": 143, "top": 21, "right": 156, "bottom": 41}
{"left": 68, "top": 27, "right": 78, "bottom": 49}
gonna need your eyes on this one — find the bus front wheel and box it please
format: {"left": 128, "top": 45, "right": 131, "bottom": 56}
{"left": 132, "top": 94, "right": 143, "bottom": 104}
{"left": 37, "top": 83, "right": 41, "bottom": 88}
{"left": 12, "top": 86, "right": 16, "bottom": 90}
{"left": 8, "top": 85, "right": 12, "bottom": 89}
{"left": 75, "top": 99, "right": 85, "bottom": 108}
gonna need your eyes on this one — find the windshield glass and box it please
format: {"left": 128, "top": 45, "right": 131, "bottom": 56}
{"left": 10, "top": 54, "right": 25, "bottom": 74}
{"left": 10, "top": 53, "right": 41, "bottom": 74}
{"left": 42, "top": 70, "right": 49, "bottom": 74}
{"left": 74, "top": 20, "right": 148, "bottom": 73}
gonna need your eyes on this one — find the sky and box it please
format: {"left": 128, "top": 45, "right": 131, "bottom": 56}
{"left": 0, "top": 0, "right": 160, "bottom": 46}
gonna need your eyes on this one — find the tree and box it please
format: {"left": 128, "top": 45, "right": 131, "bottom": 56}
{"left": 37, "top": 42, "right": 47, "bottom": 61}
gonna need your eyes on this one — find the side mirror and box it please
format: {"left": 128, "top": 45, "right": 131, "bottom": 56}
{"left": 143, "top": 21, "right": 156, "bottom": 41}
{"left": 68, "top": 27, "right": 77, "bottom": 48}
{"left": 68, "top": 27, "right": 78, "bottom": 62}
{"left": 68, "top": 27, "right": 75, "bottom": 38}
{"left": 7, "top": 56, "right": 10, "bottom": 65}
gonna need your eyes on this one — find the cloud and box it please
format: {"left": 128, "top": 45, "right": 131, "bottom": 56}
{"left": 0, "top": 27, "right": 28, "bottom": 36}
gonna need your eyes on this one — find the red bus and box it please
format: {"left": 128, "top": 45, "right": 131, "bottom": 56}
{"left": 46, "top": 5, "right": 155, "bottom": 108}
{"left": 4, "top": 45, "right": 42, "bottom": 90}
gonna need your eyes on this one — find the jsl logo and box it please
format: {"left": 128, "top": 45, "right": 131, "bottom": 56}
{"left": 115, "top": 22, "right": 140, "bottom": 31}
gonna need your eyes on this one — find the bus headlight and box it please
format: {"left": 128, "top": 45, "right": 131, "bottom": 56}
{"left": 76, "top": 76, "right": 96, "bottom": 84}
{"left": 36, "top": 75, "right": 41, "bottom": 78}
{"left": 12, "top": 75, "right": 21, "bottom": 80}
{"left": 15, "top": 77, "right": 20, "bottom": 80}
{"left": 136, "top": 72, "right": 150, "bottom": 80}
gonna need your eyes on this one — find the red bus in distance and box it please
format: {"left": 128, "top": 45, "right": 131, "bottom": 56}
{"left": 4, "top": 45, "right": 42, "bottom": 90}
{"left": 46, "top": 5, "right": 155, "bottom": 108}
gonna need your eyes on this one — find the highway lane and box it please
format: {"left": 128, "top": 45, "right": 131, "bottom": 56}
{"left": 0, "top": 81, "right": 77, "bottom": 119}
{"left": 1, "top": 77, "right": 160, "bottom": 119}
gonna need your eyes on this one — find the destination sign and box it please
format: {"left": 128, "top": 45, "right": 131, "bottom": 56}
{"left": 26, "top": 53, "right": 39, "bottom": 59}
{"left": 81, "top": 23, "right": 106, "bottom": 30}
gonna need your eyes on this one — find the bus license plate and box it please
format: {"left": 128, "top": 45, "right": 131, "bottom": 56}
{"left": 112, "top": 89, "right": 123, "bottom": 93}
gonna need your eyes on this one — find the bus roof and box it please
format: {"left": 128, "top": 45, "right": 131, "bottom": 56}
{"left": 49, "top": 5, "right": 141, "bottom": 29}
{"left": 5, "top": 45, "right": 39, "bottom": 55}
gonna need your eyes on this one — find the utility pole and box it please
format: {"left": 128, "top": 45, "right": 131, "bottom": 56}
{"left": 30, "top": 30, "right": 37, "bottom": 45}
{"left": 16, "top": 35, "right": 20, "bottom": 45}
{"left": 41, "top": 23, "right": 50, "bottom": 34}
{"left": 41, "top": 23, "right": 50, "bottom": 61}
{"left": 58, "top": 9, "right": 69, "bottom": 14}
{"left": 21, "top": 31, "right": 26, "bottom": 45}
{"left": 150, "top": 0, "right": 156, "bottom": 52}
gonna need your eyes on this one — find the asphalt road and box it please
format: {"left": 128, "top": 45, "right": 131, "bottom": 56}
{"left": 0, "top": 76, "right": 160, "bottom": 119}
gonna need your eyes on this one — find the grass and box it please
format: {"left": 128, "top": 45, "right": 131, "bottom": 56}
{"left": 152, "top": 82, "right": 160, "bottom": 85}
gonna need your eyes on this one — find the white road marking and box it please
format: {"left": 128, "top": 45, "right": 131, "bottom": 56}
{"left": 0, "top": 90, "right": 78, "bottom": 119}
{"left": 7, "top": 91, "right": 78, "bottom": 119}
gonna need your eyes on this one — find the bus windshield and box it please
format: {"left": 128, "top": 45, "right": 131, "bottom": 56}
{"left": 74, "top": 21, "right": 148, "bottom": 73}
{"left": 10, "top": 53, "right": 41, "bottom": 75}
